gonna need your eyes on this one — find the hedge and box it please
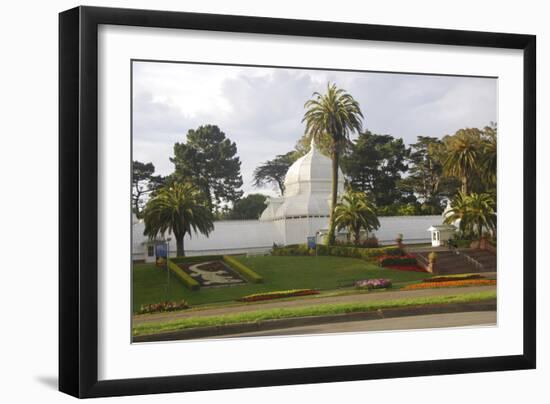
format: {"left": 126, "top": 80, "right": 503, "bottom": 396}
{"left": 271, "top": 243, "right": 403, "bottom": 259}
{"left": 378, "top": 255, "right": 417, "bottom": 267}
{"left": 167, "top": 259, "right": 200, "bottom": 291}
{"left": 223, "top": 255, "right": 264, "bottom": 283}
{"left": 316, "top": 244, "right": 403, "bottom": 260}
{"left": 271, "top": 244, "right": 314, "bottom": 256}
{"left": 170, "top": 255, "right": 223, "bottom": 264}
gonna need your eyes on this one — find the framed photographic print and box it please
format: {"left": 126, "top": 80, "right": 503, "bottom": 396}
{"left": 59, "top": 6, "right": 536, "bottom": 398}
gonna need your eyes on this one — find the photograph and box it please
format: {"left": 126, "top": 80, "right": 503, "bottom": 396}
{"left": 130, "top": 60, "right": 498, "bottom": 343}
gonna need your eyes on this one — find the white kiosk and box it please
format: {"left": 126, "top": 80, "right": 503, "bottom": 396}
{"left": 428, "top": 200, "right": 457, "bottom": 247}
{"left": 427, "top": 224, "right": 456, "bottom": 247}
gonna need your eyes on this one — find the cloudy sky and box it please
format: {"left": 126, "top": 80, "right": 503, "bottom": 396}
{"left": 132, "top": 61, "right": 497, "bottom": 196}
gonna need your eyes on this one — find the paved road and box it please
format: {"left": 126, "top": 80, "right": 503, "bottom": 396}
{"left": 217, "top": 311, "right": 497, "bottom": 338}
{"left": 134, "top": 285, "right": 496, "bottom": 325}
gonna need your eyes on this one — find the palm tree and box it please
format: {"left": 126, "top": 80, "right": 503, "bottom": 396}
{"left": 302, "top": 83, "right": 364, "bottom": 245}
{"left": 142, "top": 183, "right": 214, "bottom": 257}
{"left": 481, "top": 125, "right": 497, "bottom": 190}
{"left": 443, "top": 129, "right": 481, "bottom": 194}
{"left": 444, "top": 192, "right": 496, "bottom": 240}
{"left": 334, "top": 191, "right": 379, "bottom": 244}
{"left": 466, "top": 192, "right": 496, "bottom": 240}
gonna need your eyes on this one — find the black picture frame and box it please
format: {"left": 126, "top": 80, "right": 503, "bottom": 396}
{"left": 59, "top": 5, "right": 536, "bottom": 398}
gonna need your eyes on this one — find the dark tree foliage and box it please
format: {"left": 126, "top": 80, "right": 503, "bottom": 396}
{"left": 223, "top": 193, "right": 268, "bottom": 220}
{"left": 170, "top": 125, "right": 243, "bottom": 211}
{"left": 397, "top": 136, "right": 459, "bottom": 214}
{"left": 132, "top": 161, "right": 164, "bottom": 218}
{"left": 253, "top": 152, "right": 298, "bottom": 195}
{"left": 342, "top": 131, "right": 409, "bottom": 206}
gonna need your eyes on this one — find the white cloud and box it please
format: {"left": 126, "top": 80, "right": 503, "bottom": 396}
{"left": 132, "top": 61, "right": 497, "bottom": 195}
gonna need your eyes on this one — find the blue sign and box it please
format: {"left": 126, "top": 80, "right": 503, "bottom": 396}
{"left": 307, "top": 236, "right": 316, "bottom": 250}
{"left": 155, "top": 244, "right": 168, "bottom": 258}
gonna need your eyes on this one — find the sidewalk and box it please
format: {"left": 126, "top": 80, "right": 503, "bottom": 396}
{"left": 133, "top": 285, "right": 496, "bottom": 325}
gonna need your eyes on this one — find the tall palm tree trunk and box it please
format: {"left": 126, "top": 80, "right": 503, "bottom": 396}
{"left": 327, "top": 152, "right": 339, "bottom": 245}
{"left": 478, "top": 219, "right": 484, "bottom": 241}
{"left": 353, "top": 226, "right": 361, "bottom": 245}
{"left": 175, "top": 234, "right": 185, "bottom": 257}
{"left": 462, "top": 176, "right": 468, "bottom": 194}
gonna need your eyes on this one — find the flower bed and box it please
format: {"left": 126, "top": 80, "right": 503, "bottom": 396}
{"left": 237, "top": 289, "right": 320, "bottom": 302}
{"left": 138, "top": 300, "right": 189, "bottom": 315}
{"left": 355, "top": 278, "right": 392, "bottom": 290}
{"left": 402, "top": 279, "right": 496, "bottom": 291}
{"left": 423, "top": 274, "right": 484, "bottom": 283}
{"left": 378, "top": 254, "right": 417, "bottom": 267}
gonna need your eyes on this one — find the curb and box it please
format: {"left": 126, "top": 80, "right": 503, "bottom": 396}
{"left": 133, "top": 300, "right": 496, "bottom": 343}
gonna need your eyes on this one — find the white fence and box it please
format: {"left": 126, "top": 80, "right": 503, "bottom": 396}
{"left": 133, "top": 215, "right": 442, "bottom": 260}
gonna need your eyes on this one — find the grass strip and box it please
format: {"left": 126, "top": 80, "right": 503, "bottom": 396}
{"left": 133, "top": 290, "right": 496, "bottom": 337}
{"left": 402, "top": 279, "right": 496, "bottom": 290}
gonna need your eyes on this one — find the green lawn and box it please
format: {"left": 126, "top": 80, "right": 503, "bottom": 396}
{"left": 133, "top": 290, "right": 496, "bottom": 336}
{"left": 132, "top": 255, "right": 428, "bottom": 312}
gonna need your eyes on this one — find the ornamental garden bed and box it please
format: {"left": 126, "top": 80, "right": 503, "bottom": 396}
{"left": 138, "top": 300, "right": 190, "bottom": 315}
{"left": 177, "top": 260, "right": 246, "bottom": 287}
{"left": 132, "top": 256, "right": 429, "bottom": 312}
{"left": 237, "top": 289, "right": 320, "bottom": 302}
{"left": 402, "top": 279, "right": 496, "bottom": 291}
{"left": 424, "top": 274, "right": 484, "bottom": 283}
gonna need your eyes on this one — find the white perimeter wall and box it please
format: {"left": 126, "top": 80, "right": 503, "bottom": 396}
{"left": 133, "top": 215, "right": 442, "bottom": 259}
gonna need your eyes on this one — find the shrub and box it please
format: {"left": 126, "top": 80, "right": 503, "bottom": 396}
{"left": 167, "top": 259, "right": 200, "bottom": 291}
{"left": 450, "top": 239, "right": 473, "bottom": 248}
{"left": 378, "top": 254, "right": 417, "bottom": 267}
{"left": 237, "top": 289, "right": 319, "bottom": 302}
{"left": 361, "top": 237, "right": 380, "bottom": 248}
{"left": 138, "top": 300, "right": 189, "bottom": 314}
{"left": 223, "top": 255, "right": 264, "bottom": 283}
{"left": 355, "top": 278, "right": 392, "bottom": 290}
{"left": 335, "top": 237, "right": 380, "bottom": 248}
{"left": 316, "top": 245, "right": 402, "bottom": 260}
{"left": 428, "top": 251, "right": 438, "bottom": 263}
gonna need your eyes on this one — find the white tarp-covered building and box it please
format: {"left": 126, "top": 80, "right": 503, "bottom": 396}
{"left": 258, "top": 137, "right": 345, "bottom": 246}
{"left": 133, "top": 139, "right": 447, "bottom": 261}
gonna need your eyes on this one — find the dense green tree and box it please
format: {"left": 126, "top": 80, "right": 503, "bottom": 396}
{"left": 142, "top": 183, "right": 214, "bottom": 257}
{"left": 397, "top": 136, "right": 460, "bottom": 214}
{"left": 132, "top": 161, "right": 164, "bottom": 218}
{"left": 302, "top": 83, "right": 364, "bottom": 245}
{"left": 223, "top": 194, "right": 268, "bottom": 220}
{"left": 444, "top": 192, "right": 496, "bottom": 240}
{"left": 253, "top": 152, "right": 298, "bottom": 195}
{"left": 342, "top": 131, "right": 409, "bottom": 206}
{"left": 334, "top": 190, "right": 380, "bottom": 243}
{"left": 171, "top": 125, "right": 243, "bottom": 211}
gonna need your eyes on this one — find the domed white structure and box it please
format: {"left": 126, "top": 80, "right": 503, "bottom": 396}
{"left": 260, "top": 137, "right": 344, "bottom": 221}
{"left": 132, "top": 137, "right": 446, "bottom": 261}
{"left": 257, "top": 138, "right": 345, "bottom": 245}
